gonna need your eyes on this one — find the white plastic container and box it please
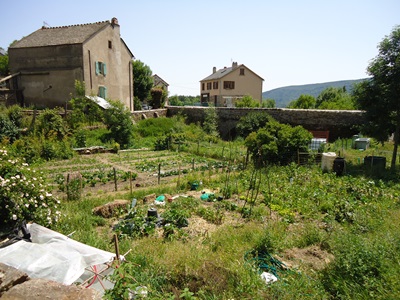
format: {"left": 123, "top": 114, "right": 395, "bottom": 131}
{"left": 321, "top": 152, "right": 337, "bottom": 172}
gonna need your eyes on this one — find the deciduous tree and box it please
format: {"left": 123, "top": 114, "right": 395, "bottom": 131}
{"left": 287, "top": 94, "right": 316, "bottom": 109}
{"left": 353, "top": 25, "right": 400, "bottom": 170}
{"left": 132, "top": 60, "right": 153, "bottom": 102}
{"left": 315, "top": 87, "right": 355, "bottom": 110}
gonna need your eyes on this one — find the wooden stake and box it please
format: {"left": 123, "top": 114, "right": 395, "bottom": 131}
{"left": 113, "top": 167, "right": 117, "bottom": 191}
{"left": 114, "top": 234, "right": 120, "bottom": 261}
{"left": 129, "top": 171, "right": 133, "bottom": 194}
{"left": 158, "top": 163, "right": 161, "bottom": 185}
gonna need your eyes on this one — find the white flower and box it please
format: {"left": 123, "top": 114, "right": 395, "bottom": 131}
{"left": 46, "top": 192, "right": 52, "bottom": 197}
{"left": 12, "top": 214, "right": 17, "bottom": 220}
{"left": 25, "top": 203, "right": 29, "bottom": 208}
{"left": 39, "top": 195, "right": 44, "bottom": 200}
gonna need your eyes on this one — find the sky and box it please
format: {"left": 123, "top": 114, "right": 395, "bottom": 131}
{"left": 1, "top": 0, "right": 399, "bottom": 96}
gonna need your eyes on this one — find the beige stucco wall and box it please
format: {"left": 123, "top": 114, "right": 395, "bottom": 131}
{"left": 9, "top": 44, "right": 84, "bottom": 107}
{"left": 222, "top": 67, "right": 263, "bottom": 100}
{"left": 200, "top": 66, "right": 263, "bottom": 106}
{"left": 83, "top": 25, "right": 134, "bottom": 111}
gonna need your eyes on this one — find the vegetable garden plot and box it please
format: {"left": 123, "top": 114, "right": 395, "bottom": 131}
{"left": 38, "top": 150, "right": 228, "bottom": 196}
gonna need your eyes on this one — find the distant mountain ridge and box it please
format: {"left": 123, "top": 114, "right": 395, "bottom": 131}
{"left": 262, "top": 79, "right": 367, "bottom": 108}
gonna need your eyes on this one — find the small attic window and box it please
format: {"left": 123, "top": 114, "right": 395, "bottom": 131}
{"left": 108, "top": 40, "right": 112, "bottom": 49}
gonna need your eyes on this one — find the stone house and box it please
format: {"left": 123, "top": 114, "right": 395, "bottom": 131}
{"left": 152, "top": 74, "right": 169, "bottom": 106}
{"left": 152, "top": 74, "right": 169, "bottom": 93}
{"left": 7, "top": 17, "right": 134, "bottom": 111}
{"left": 200, "top": 62, "right": 264, "bottom": 107}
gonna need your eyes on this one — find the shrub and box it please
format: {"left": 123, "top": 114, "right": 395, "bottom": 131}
{"left": 136, "top": 117, "right": 176, "bottom": 137}
{"left": 36, "top": 108, "right": 69, "bottom": 140}
{"left": 203, "top": 106, "right": 219, "bottom": 138}
{"left": 0, "top": 148, "right": 61, "bottom": 229}
{"left": 245, "top": 118, "right": 312, "bottom": 166}
{"left": 66, "top": 173, "right": 83, "bottom": 201}
{"left": 0, "top": 114, "right": 19, "bottom": 144}
{"left": 235, "top": 95, "right": 260, "bottom": 108}
{"left": 74, "top": 130, "right": 87, "bottom": 148}
{"left": 236, "top": 112, "right": 274, "bottom": 138}
{"left": 67, "top": 81, "right": 104, "bottom": 128}
{"left": 103, "top": 100, "right": 135, "bottom": 148}
{"left": 6, "top": 105, "right": 23, "bottom": 128}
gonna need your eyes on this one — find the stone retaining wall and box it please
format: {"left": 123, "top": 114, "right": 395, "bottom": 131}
{"left": 166, "top": 106, "right": 365, "bottom": 140}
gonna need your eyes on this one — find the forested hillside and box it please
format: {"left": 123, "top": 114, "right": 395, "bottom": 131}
{"left": 263, "top": 79, "right": 367, "bottom": 108}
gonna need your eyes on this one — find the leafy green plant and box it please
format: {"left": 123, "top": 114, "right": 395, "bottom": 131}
{"left": 179, "top": 287, "right": 197, "bottom": 299}
{"left": 114, "top": 207, "right": 156, "bottom": 239}
{"left": 196, "top": 206, "right": 223, "bottom": 225}
{"left": 270, "top": 204, "right": 295, "bottom": 223}
{"left": 103, "top": 261, "right": 141, "bottom": 300}
{"left": 162, "top": 206, "right": 190, "bottom": 228}
{"left": 74, "top": 129, "right": 87, "bottom": 148}
{"left": 66, "top": 175, "right": 82, "bottom": 201}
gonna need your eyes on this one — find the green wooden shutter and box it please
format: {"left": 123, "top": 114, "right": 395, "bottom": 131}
{"left": 103, "top": 63, "right": 107, "bottom": 76}
{"left": 95, "top": 62, "right": 100, "bottom": 75}
{"left": 98, "top": 86, "right": 107, "bottom": 99}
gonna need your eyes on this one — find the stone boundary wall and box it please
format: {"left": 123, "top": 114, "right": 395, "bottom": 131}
{"left": 131, "top": 108, "right": 167, "bottom": 122}
{"left": 166, "top": 106, "right": 366, "bottom": 141}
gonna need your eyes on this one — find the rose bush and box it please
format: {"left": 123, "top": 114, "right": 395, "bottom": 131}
{"left": 0, "top": 148, "right": 61, "bottom": 229}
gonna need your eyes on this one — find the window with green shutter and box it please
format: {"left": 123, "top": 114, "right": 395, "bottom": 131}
{"left": 95, "top": 61, "right": 107, "bottom": 76}
{"left": 98, "top": 86, "right": 107, "bottom": 99}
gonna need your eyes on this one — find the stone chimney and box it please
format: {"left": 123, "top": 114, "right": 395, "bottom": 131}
{"left": 213, "top": 67, "right": 216, "bottom": 74}
{"left": 111, "top": 17, "right": 119, "bottom": 26}
{"left": 232, "top": 61, "right": 238, "bottom": 69}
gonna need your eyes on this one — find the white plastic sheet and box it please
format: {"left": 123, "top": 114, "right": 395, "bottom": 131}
{"left": 261, "top": 272, "right": 278, "bottom": 284}
{"left": 0, "top": 223, "right": 115, "bottom": 285}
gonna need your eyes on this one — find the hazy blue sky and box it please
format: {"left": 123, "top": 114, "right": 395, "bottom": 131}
{"left": 1, "top": 0, "right": 399, "bottom": 96}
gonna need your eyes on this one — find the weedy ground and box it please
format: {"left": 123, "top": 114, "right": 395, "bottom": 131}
{"left": 35, "top": 139, "right": 400, "bottom": 299}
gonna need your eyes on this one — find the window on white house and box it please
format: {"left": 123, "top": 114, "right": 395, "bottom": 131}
{"left": 98, "top": 86, "right": 107, "bottom": 99}
{"left": 206, "top": 82, "right": 212, "bottom": 90}
{"left": 240, "top": 68, "right": 245, "bottom": 75}
{"left": 95, "top": 61, "right": 107, "bottom": 76}
{"left": 213, "top": 81, "right": 218, "bottom": 89}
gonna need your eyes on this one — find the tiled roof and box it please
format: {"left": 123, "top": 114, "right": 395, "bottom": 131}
{"left": 201, "top": 66, "right": 234, "bottom": 81}
{"left": 10, "top": 21, "right": 111, "bottom": 48}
